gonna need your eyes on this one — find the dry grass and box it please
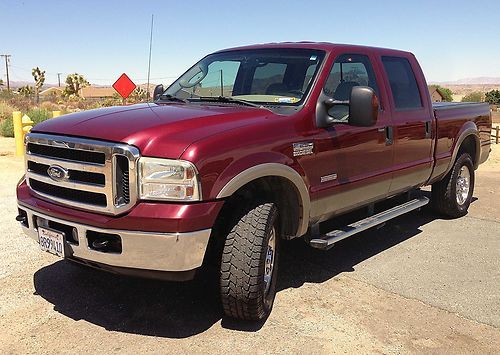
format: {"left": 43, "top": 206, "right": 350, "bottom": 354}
{"left": 0, "top": 102, "right": 17, "bottom": 123}
{"left": 446, "top": 84, "right": 500, "bottom": 96}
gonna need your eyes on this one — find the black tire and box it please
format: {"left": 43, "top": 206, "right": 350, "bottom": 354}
{"left": 432, "top": 153, "right": 475, "bottom": 218}
{"left": 220, "top": 202, "right": 279, "bottom": 321}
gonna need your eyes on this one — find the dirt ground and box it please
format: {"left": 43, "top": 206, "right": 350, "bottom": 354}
{"left": 0, "top": 137, "right": 499, "bottom": 354}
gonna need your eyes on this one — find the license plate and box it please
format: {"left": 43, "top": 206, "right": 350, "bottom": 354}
{"left": 38, "top": 227, "right": 65, "bottom": 257}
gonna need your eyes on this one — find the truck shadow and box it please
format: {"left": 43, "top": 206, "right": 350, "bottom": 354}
{"left": 277, "top": 209, "right": 435, "bottom": 290}
{"left": 33, "top": 204, "right": 453, "bottom": 338}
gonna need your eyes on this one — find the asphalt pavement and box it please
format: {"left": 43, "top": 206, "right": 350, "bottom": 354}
{"left": 0, "top": 138, "right": 498, "bottom": 354}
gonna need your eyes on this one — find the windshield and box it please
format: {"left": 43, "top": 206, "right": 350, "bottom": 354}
{"left": 163, "top": 48, "right": 325, "bottom": 106}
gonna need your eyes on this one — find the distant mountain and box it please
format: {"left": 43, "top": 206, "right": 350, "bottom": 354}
{"left": 8, "top": 80, "right": 34, "bottom": 89}
{"left": 430, "top": 77, "right": 500, "bottom": 85}
{"left": 8, "top": 81, "right": 63, "bottom": 89}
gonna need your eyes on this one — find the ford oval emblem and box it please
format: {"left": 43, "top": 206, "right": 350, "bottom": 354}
{"left": 47, "top": 165, "right": 69, "bottom": 182}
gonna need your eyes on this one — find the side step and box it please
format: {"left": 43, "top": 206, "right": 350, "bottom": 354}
{"left": 309, "top": 197, "right": 429, "bottom": 250}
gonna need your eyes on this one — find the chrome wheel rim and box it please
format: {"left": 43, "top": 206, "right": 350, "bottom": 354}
{"left": 263, "top": 227, "right": 276, "bottom": 295}
{"left": 456, "top": 165, "right": 471, "bottom": 205}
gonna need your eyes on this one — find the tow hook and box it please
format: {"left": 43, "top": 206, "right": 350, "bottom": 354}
{"left": 16, "top": 214, "right": 27, "bottom": 224}
{"left": 92, "top": 239, "right": 110, "bottom": 251}
{"left": 87, "top": 231, "right": 122, "bottom": 253}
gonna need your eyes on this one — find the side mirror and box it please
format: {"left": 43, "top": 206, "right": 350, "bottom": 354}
{"left": 348, "top": 86, "right": 379, "bottom": 127}
{"left": 153, "top": 84, "right": 164, "bottom": 100}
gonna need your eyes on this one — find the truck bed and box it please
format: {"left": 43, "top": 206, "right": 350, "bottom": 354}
{"left": 430, "top": 101, "right": 491, "bottom": 184}
{"left": 432, "top": 102, "right": 491, "bottom": 148}
{"left": 432, "top": 101, "right": 490, "bottom": 112}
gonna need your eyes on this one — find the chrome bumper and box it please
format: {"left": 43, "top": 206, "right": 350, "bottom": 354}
{"left": 17, "top": 204, "right": 211, "bottom": 272}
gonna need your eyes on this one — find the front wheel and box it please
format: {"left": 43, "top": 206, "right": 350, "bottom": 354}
{"left": 432, "top": 153, "right": 475, "bottom": 218}
{"left": 220, "top": 202, "right": 279, "bottom": 321}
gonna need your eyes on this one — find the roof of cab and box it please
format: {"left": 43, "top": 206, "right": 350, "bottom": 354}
{"left": 215, "top": 41, "right": 414, "bottom": 57}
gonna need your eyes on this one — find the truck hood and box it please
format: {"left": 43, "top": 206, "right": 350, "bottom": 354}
{"left": 32, "top": 103, "right": 272, "bottom": 158}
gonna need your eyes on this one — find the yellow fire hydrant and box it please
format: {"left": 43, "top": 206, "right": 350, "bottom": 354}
{"left": 13, "top": 111, "right": 34, "bottom": 156}
{"left": 13, "top": 110, "right": 63, "bottom": 156}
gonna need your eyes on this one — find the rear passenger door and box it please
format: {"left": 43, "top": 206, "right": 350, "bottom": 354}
{"left": 380, "top": 55, "right": 434, "bottom": 194}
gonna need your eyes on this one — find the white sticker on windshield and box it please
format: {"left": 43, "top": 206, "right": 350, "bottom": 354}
{"left": 277, "top": 97, "right": 294, "bottom": 103}
{"left": 310, "top": 55, "right": 317, "bottom": 60}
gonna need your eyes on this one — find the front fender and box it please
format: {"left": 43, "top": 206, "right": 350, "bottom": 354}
{"left": 213, "top": 153, "right": 310, "bottom": 237}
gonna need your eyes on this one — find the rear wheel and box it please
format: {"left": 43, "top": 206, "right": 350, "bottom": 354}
{"left": 432, "top": 153, "right": 474, "bottom": 218}
{"left": 219, "top": 202, "right": 279, "bottom": 321}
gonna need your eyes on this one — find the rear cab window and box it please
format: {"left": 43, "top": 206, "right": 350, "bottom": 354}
{"left": 251, "top": 63, "right": 287, "bottom": 94}
{"left": 381, "top": 56, "right": 423, "bottom": 110}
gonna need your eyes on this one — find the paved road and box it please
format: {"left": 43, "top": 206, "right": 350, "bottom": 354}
{"left": 0, "top": 140, "right": 499, "bottom": 354}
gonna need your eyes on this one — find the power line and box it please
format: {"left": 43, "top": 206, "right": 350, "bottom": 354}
{"left": 0, "top": 54, "right": 11, "bottom": 91}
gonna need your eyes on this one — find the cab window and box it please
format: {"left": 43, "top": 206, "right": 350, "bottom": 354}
{"left": 323, "top": 54, "right": 379, "bottom": 121}
{"left": 381, "top": 56, "right": 423, "bottom": 110}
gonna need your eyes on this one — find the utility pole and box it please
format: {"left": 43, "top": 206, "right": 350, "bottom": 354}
{"left": 57, "top": 73, "right": 62, "bottom": 87}
{"left": 1, "top": 54, "right": 11, "bottom": 91}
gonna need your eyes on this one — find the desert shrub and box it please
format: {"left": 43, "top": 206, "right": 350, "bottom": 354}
{"left": 485, "top": 90, "right": 500, "bottom": 105}
{"left": 27, "top": 108, "right": 51, "bottom": 124}
{"left": 8, "top": 95, "right": 33, "bottom": 112}
{"left": 40, "top": 101, "right": 60, "bottom": 111}
{"left": 0, "top": 90, "right": 15, "bottom": 100}
{"left": 0, "top": 101, "right": 17, "bottom": 122}
{"left": 462, "top": 92, "right": 483, "bottom": 102}
{"left": 98, "top": 98, "right": 122, "bottom": 107}
{"left": 0, "top": 118, "right": 14, "bottom": 137}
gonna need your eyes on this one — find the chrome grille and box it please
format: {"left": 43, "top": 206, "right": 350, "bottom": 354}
{"left": 25, "top": 133, "right": 140, "bottom": 215}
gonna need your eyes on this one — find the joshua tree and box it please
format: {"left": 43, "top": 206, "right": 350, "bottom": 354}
{"left": 130, "top": 86, "right": 148, "bottom": 101}
{"left": 18, "top": 85, "right": 34, "bottom": 97}
{"left": 63, "top": 73, "right": 90, "bottom": 97}
{"left": 32, "top": 67, "right": 46, "bottom": 103}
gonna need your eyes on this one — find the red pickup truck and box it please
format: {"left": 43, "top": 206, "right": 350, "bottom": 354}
{"left": 17, "top": 42, "right": 491, "bottom": 321}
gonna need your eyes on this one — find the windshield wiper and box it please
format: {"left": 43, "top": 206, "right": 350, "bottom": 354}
{"left": 188, "top": 96, "right": 264, "bottom": 108}
{"left": 157, "top": 94, "right": 187, "bottom": 103}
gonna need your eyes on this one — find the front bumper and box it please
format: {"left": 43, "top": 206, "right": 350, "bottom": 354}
{"left": 16, "top": 181, "right": 224, "bottom": 233}
{"left": 17, "top": 203, "right": 212, "bottom": 277}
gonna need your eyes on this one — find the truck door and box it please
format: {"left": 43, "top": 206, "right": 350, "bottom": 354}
{"left": 379, "top": 55, "right": 434, "bottom": 194}
{"left": 307, "top": 52, "right": 394, "bottom": 221}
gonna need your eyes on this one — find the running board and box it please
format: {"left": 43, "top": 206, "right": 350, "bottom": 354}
{"left": 309, "top": 197, "right": 429, "bottom": 250}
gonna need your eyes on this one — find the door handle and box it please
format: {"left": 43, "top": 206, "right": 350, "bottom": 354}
{"left": 385, "top": 126, "right": 394, "bottom": 146}
{"left": 425, "top": 121, "right": 432, "bottom": 138}
{"left": 377, "top": 126, "right": 393, "bottom": 145}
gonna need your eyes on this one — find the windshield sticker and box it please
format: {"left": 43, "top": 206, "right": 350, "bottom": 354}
{"left": 276, "top": 97, "right": 297, "bottom": 103}
{"left": 310, "top": 55, "right": 317, "bottom": 61}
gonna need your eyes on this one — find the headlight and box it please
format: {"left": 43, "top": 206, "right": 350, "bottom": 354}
{"left": 138, "top": 157, "right": 201, "bottom": 201}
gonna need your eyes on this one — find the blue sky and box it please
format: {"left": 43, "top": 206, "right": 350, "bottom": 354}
{"left": 1, "top": 0, "right": 499, "bottom": 86}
